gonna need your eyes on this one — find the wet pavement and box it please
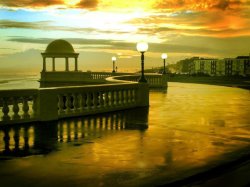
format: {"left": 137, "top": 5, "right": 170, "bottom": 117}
{"left": 0, "top": 82, "right": 250, "bottom": 186}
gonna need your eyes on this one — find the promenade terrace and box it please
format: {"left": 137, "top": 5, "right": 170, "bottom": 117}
{"left": 0, "top": 39, "right": 167, "bottom": 125}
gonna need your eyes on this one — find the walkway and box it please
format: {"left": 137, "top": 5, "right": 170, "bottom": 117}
{"left": 0, "top": 82, "right": 249, "bottom": 186}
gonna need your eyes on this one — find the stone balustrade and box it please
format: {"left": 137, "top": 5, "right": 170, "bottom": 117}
{"left": 0, "top": 82, "right": 148, "bottom": 125}
{"left": 0, "top": 73, "right": 167, "bottom": 125}
{"left": 40, "top": 71, "right": 133, "bottom": 87}
{"left": 107, "top": 73, "right": 168, "bottom": 88}
{"left": 90, "top": 72, "right": 131, "bottom": 80}
{"left": 55, "top": 83, "right": 146, "bottom": 118}
{"left": 90, "top": 72, "right": 113, "bottom": 80}
{"left": 0, "top": 89, "right": 38, "bottom": 124}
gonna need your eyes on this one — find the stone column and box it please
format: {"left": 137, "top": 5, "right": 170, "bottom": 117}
{"left": 137, "top": 83, "right": 149, "bottom": 107}
{"left": 38, "top": 89, "right": 58, "bottom": 121}
{"left": 65, "top": 57, "right": 69, "bottom": 71}
{"left": 43, "top": 57, "right": 46, "bottom": 72}
{"left": 75, "top": 57, "right": 78, "bottom": 71}
{"left": 52, "top": 57, "right": 55, "bottom": 71}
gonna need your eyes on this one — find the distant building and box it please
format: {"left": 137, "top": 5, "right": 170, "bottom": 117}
{"left": 190, "top": 55, "right": 250, "bottom": 76}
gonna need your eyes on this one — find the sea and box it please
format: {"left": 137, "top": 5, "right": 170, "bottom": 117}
{"left": 0, "top": 74, "right": 40, "bottom": 90}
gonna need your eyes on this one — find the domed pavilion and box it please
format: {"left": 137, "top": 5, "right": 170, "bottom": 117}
{"left": 41, "top": 39, "right": 79, "bottom": 72}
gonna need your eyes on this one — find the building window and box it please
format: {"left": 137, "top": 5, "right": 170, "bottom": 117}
{"left": 211, "top": 61, "right": 216, "bottom": 75}
{"left": 225, "top": 60, "right": 232, "bottom": 76}
{"left": 200, "top": 61, "right": 204, "bottom": 73}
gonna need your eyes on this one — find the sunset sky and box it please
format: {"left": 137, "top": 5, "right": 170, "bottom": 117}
{"left": 0, "top": 0, "right": 249, "bottom": 73}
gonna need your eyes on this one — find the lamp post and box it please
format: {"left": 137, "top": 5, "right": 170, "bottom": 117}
{"left": 136, "top": 42, "right": 148, "bottom": 83}
{"left": 161, "top": 53, "right": 168, "bottom": 74}
{"left": 112, "top": 56, "right": 116, "bottom": 73}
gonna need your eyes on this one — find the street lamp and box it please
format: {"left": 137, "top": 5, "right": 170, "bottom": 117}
{"left": 136, "top": 42, "right": 148, "bottom": 83}
{"left": 161, "top": 53, "right": 168, "bottom": 74}
{"left": 112, "top": 56, "right": 116, "bottom": 73}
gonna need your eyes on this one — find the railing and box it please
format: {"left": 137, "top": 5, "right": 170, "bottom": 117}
{"left": 0, "top": 83, "right": 149, "bottom": 125}
{"left": 106, "top": 73, "right": 168, "bottom": 88}
{"left": 40, "top": 71, "right": 167, "bottom": 87}
{"left": 56, "top": 83, "right": 142, "bottom": 118}
{"left": 0, "top": 73, "right": 167, "bottom": 125}
{"left": 90, "top": 72, "right": 133, "bottom": 80}
{"left": 0, "top": 89, "right": 38, "bottom": 124}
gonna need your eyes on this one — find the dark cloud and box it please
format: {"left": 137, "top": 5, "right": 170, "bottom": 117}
{"left": 137, "top": 26, "right": 249, "bottom": 38}
{"left": 0, "top": 20, "right": 52, "bottom": 29}
{"left": 212, "top": 0, "right": 242, "bottom": 10}
{"left": 6, "top": 36, "right": 229, "bottom": 55}
{"left": 0, "top": 20, "right": 128, "bottom": 35}
{"left": 0, "top": 0, "right": 99, "bottom": 9}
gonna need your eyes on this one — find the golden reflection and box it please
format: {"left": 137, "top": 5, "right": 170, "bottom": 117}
{"left": 0, "top": 84, "right": 249, "bottom": 186}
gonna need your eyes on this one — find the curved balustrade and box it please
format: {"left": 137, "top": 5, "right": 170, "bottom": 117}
{"left": 106, "top": 73, "right": 168, "bottom": 88}
{"left": 0, "top": 72, "right": 169, "bottom": 125}
{"left": 90, "top": 72, "right": 114, "bottom": 80}
{"left": 89, "top": 72, "right": 133, "bottom": 80}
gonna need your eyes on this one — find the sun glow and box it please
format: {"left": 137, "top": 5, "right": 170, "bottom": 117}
{"left": 64, "top": 0, "right": 81, "bottom": 6}
{"left": 99, "top": 0, "right": 155, "bottom": 11}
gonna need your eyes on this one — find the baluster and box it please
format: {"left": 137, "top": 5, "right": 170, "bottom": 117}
{"left": 87, "top": 93, "right": 91, "bottom": 110}
{"left": 116, "top": 90, "right": 120, "bottom": 105}
{"left": 72, "top": 93, "right": 78, "bottom": 112}
{"left": 93, "top": 92, "right": 98, "bottom": 109}
{"left": 32, "top": 95, "right": 37, "bottom": 117}
{"left": 82, "top": 93, "right": 86, "bottom": 110}
{"left": 65, "top": 94, "right": 72, "bottom": 113}
{"left": 100, "top": 91, "right": 104, "bottom": 108}
{"left": 2, "top": 98, "right": 10, "bottom": 120}
{"left": 78, "top": 94, "right": 83, "bottom": 111}
{"left": 110, "top": 91, "right": 114, "bottom": 106}
{"left": 121, "top": 89, "right": 124, "bottom": 105}
{"left": 58, "top": 95, "right": 64, "bottom": 114}
{"left": 105, "top": 91, "right": 109, "bottom": 107}
{"left": 129, "top": 89, "right": 132, "bottom": 104}
{"left": 125, "top": 89, "right": 129, "bottom": 105}
{"left": 22, "top": 97, "right": 30, "bottom": 119}
{"left": 131, "top": 89, "right": 135, "bottom": 103}
{"left": 12, "top": 97, "right": 20, "bottom": 120}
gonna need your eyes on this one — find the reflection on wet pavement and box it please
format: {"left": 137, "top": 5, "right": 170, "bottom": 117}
{"left": 0, "top": 82, "right": 249, "bottom": 186}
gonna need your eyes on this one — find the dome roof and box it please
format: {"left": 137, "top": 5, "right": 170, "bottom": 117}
{"left": 45, "top": 39, "right": 75, "bottom": 54}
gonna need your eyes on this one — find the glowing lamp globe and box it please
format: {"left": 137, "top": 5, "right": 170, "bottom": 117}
{"left": 161, "top": 53, "right": 167, "bottom": 59}
{"left": 136, "top": 42, "right": 148, "bottom": 52}
{"left": 112, "top": 56, "right": 116, "bottom": 61}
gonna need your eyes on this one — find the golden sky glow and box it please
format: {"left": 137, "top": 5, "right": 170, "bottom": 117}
{"left": 64, "top": 0, "right": 81, "bottom": 6}
{"left": 0, "top": 0, "right": 249, "bottom": 73}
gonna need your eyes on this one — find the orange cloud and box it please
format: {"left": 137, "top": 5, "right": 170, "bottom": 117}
{"left": 76, "top": 0, "right": 98, "bottom": 9}
{"left": 0, "top": 0, "right": 98, "bottom": 9}
{"left": 127, "top": 0, "right": 250, "bottom": 38}
{"left": 154, "top": 0, "right": 246, "bottom": 11}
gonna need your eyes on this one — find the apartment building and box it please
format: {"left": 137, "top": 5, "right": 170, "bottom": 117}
{"left": 190, "top": 55, "right": 250, "bottom": 76}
